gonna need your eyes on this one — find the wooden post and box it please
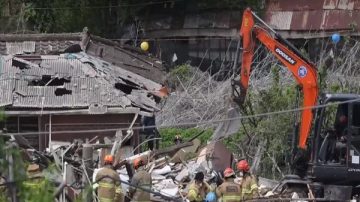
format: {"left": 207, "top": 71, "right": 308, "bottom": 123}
{"left": 82, "top": 144, "right": 93, "bottom": 202}
{"left": 7, "top": 141, "right": 17, "bottom": 202}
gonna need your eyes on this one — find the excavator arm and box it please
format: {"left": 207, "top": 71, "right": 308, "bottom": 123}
{"left": 236, "top": 8, "right": 318, "bottom": 149}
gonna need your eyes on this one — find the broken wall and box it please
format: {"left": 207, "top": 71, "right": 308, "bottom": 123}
{"left": 45, "top": 114, "right": 141, "bottom": 151}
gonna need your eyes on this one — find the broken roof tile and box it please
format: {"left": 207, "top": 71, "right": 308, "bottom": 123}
{"left": 0, "top": 50, "right": 163, "bottom": 114}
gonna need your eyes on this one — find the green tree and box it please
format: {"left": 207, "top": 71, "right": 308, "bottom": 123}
{"left": 23, "top": 0, "right": 148, "bottom": 37}
{"left": 225, "top": 65, "right": 298, "bottom": 178}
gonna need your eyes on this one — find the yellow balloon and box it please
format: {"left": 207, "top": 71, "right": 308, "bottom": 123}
{"left": 140, "top": 41, "right": 149, "bottom": 51}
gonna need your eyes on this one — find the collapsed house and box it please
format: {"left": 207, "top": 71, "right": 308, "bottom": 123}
{"left": 0, "top": 31, "right": 167, "bottom": 151}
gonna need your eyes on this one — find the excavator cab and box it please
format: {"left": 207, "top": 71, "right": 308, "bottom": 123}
{"left": 309, "top": 94, "right": 360, "bottom": 194}
{"left": 276, "top": 94, "right": 360, "bottom": 200}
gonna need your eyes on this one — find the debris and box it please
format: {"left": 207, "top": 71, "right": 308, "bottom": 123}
{"left": 152, "top": 165, "right": 172, "bottom": 175}
{"left": 196, "top": 141, "right": 233, "bottom": 172}
{"left": 170, "top": 139, "right": 201, "bottom": 163}
{"left": 175, "top": 167, "right": 189, "bottom": 182}
{"left": 153, "top": 179, "right": 178, "bottom": 197}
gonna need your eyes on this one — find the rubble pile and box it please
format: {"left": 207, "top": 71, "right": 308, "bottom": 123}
{"left": 2, "top": 132, "right": 280, "bottom": 202}
{"left": 157, "top": 67, "right": 233, "bottom": 128}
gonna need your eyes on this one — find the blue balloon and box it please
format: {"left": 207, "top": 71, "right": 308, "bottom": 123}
{"left": 205, "top": 192, "right": 217, "bottom": 202}
{"left": 331, "top": 33, "right": 340, "bottom": 43}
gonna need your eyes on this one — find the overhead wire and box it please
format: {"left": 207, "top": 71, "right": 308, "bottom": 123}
{"left": 3, "top": 96, "right": 360, "bottom": 137}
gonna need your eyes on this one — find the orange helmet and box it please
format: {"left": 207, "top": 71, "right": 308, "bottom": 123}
{"left": 104, "top": 155, "right": 114, "bottom": 164}
{"left": 223, "top": 167, "right": 235, "bottom": 178}
{"left": 237, "top": 160, "right": 250, "bottom": 172}
{"left": 133, "top": 158, "right": 144, "bottom": 169}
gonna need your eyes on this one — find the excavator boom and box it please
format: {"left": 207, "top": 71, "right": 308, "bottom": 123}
{"left": 237, "top": 8, "right": 319, "bottom": 149}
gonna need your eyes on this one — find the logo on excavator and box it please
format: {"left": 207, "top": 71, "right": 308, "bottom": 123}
{"left": 275, "top": 47, "right": 296, "bottom": 65}
{"left": 298, "top": 66, "right": 308, "bottom": 78}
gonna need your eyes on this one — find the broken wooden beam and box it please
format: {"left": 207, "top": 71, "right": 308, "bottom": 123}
{"left": 153, "top": 141, "right": 193, "bottom": 158}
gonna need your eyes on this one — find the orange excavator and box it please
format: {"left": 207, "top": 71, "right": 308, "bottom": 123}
{"left": 232, "top": 8, "right": 360, "bottom": 200}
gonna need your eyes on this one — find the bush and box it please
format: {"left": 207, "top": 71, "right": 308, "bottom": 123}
{"left": 159, "top": 127, "right": 213, "bottom": 148}
{"left": 167, "top": 64, "right": 193, "bottom": 90}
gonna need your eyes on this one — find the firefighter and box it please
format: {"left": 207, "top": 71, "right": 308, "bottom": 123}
{"left": 187, "top": 171, "right": 211, "bottom": 202}
{"left": 95, "top": 155, "right": 123, "bottom": 202}
{"left": 23, "top": 163, "right": 53, "bottom": 201}
{"left": 129, "top": 158, "right": 152, "bottom": 202}
{"left": 237, "top": 160, "right": 259, "bottom": 200}
{"left": 141, "top": 114, "right": 160, "bottom": 150}
{"left": 0, "top": 173, "right": 7, "bottom": 201}
{"left": 216, "top": 168, "right": 241, "bottom": 202}
{"left": 173, "top": 134, "right": 183, "bottom": 145}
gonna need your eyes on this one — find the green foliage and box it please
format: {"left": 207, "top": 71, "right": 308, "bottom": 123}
{"left": 170, "top": 64, "right": 192, "bottom": 81}
{"left": 20, "top": 178, "right": 54, "bottom": 201}
{"left": 167, "top": 64, "right": 193, "bottom": 89}
{"left": 224, "top": 65, "right": 297, "bottom": 178}
{"left": 318, "top": 65, "right": 328, "bottom": 92}
{"left": 23, "top": 0, "right": 147, "bottom": 36}
{"left": 159, "top": 127, "right": 213, "bottom": 148}
{"left": 25, "top": 0, "right": 55, "bottom": 32}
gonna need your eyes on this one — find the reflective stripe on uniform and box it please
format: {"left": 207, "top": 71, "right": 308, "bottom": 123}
{"left": 133, "top": 201, "right": 151, "bottom": 202}
{"left": 242, "top": 188, "right": 253, "bottom": 194}
{"left": 23, "top": 182, "right": 39, "bottom": 187}
{"left": 115, "top": 187, "right": 122, "bottom": 194}
{"left": 223, "top": 195, "right": 241, "bottom": 201}
{"left": 99, "top": 182, "right": 115, "bottom": 188}
{"left": 99, "top": 197, "right": 114, "bottom": 202}
{"left": 250, "top": 183, "right": 258, "bottom": 191}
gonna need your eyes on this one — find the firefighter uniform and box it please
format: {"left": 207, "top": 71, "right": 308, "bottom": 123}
{"left": 0, "top": 176, "right": 7, "bottom": 201}
{"left": 187, "top": 181, "right": 211, "bottom": 202}
{"left": 95, "top": 165, "right": 123, "bottom": 202}
{"left": 22, "top": 164, "right": 53, "bottom": 201}
{"left": 129, "top": 166, "right": 152, "bottom": 202}
{"left": 216, "top": 178, "right": 242, "bottom": 202}
{"left": 241, "top": 173, "right": 259, "bottom": 200}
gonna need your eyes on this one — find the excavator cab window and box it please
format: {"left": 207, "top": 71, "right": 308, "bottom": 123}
{"left": 318, "top": 102, "right": 360, "bottom": 166}
{"left": 348, "top": 103, "right": 360, "bottom": 168}
{"left": 352, "top": 104, "right": 360, "bottom": 128}
{"left": 317, "top": 104, "right": 344, "bottom": 164}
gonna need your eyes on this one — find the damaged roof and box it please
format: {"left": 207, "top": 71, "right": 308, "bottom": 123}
{"left": 0, "top": 33, "right": 167, "bottom": 114}
{"left": 265, "top": 0, "right": 360, "bottom": 38}
{"left": 0, "top": 32, "right": 167, "bottom": 84}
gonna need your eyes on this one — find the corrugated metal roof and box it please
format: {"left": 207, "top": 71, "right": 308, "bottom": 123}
{"left": 267, "top": 11, "right": 293, "bottom": 30}
{"left": 0, "top": 79, "right": 15, "bottom": 106}
{"left": 266, "top": 0, "right": 360, "bottom": 11}
{"left": 0, "top": 52, "right": 161, "bottom": 112}
{"left": 265, "top": 0, "right": 360, "bottom": 32}
{"left": 6, "top": 42, "right": 25, "bottom": 55}
{"left": 0, "top": 41, "right": 80, "bottom": 55}
{"left": 5, "top": 41, "right": 36, "bottom": 55}
{"left": 0, "top": 34, "right": 167, "bottom": 84}
{"left": 266, "top": 10, "right": 360, "bottom": 31}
